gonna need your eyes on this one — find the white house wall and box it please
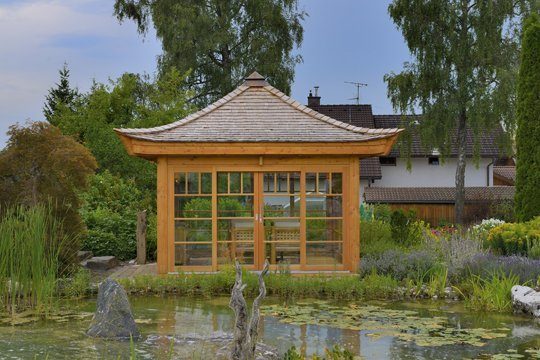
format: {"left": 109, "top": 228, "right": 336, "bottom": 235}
{"left": 372, "top": 158, "right": 494, "bottom": 188}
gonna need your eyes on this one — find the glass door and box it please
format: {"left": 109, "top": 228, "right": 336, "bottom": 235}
{"left": 260, "top": 172, "right": 302, "bottom": 267}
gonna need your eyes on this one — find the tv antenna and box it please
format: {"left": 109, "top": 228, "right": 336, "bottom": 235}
{"left": 345, "top": 81, "right": 367, "bottom": 105}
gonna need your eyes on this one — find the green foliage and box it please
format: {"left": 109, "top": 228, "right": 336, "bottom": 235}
{"left": 0, "top": 122, "right": 97, "bottom": 264}
{"left": 0, "top": 205, "right": 74, "bottom": 316}
{"left": 372, "top": 204, "right": 392, "bottom": 223}
{"left": 455, "top": 271, "right": 520, "bottom": 312}
{"left": 361, "top": 271, "right": 399, "bottom": 299}
{"left": 283, "top": 345, "right": 354, "bottom": 360}
{"left": 486, "top": 217, "right": 540, "bottom": 256}
{"left": 515, "top": 13, "right": 540, "bottom": 221}
{"left": 52, "top": 69, "right": 193, "bottom": 192}
{"left": 360, "top": 219, "right": 397, "bottom": 256}
{"left": 43, "top": 63, "right": 79, "bottom": 124}
{"left": 390, "top": 209, "right": 421, "bottom": 246}
{"left": 80, "top": 171, "right": 156, "bottom": 261}
{"left": 385, "top": 0, "right": 531, "bottom": 222}
{"left": 61, "top": 268, "right": 91, "bottom": 299}
{"left": 113, "top": 0, "right": 305, "bottom": 107}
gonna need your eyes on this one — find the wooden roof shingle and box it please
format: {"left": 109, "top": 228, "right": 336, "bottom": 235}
{"left": 115, "top": 72, "right": 401, "bottom": 143}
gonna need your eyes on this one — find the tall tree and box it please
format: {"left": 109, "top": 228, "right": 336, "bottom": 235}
{"left": 515, "top": 13, "right": 540, "bottom": 221}
{"left": 113, "top": 0, "right": 305, "bottom": 106}
{"left": 384, "top": 0, "right": 532, "bottom": 224}
{"left": 43, "top": 63, "right": 79, "bottom": 124}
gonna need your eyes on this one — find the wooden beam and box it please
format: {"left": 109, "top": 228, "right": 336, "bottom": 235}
{"left": 156, "top": 157, "right": 169, "bottom": 274}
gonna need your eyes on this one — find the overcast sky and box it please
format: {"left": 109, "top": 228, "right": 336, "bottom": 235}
{"left": 0, "top": 0, "right": 410, "bottom": 147}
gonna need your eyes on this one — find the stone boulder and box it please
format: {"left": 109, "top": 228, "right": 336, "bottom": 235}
{"left": 511, "top": 285, "right": 540, "bottom": 318}
{"left": 85, "top": 256, "right": 118, "bottom": 271}
{"left": 77, "top": 250, "right": 93, "bottom": 262}
{"left": 87, "top": 279, "right": 140, "bottom": 340}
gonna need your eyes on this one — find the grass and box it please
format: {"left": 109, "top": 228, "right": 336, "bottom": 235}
{"left": 0, "top": 205, "right": 74, "bottom": 317}
{"left": 454, "top": 271, "right": 520, "bottom": 312}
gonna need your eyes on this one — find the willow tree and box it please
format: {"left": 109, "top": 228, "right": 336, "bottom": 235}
{"left": 114, "top": 0, "right": 305, "bottom": 106}
{"left": 384, "top": 0, "right": 532, "bottom": 224}
{"left": 515, "top": 13, "right": 540, "bottom": 221}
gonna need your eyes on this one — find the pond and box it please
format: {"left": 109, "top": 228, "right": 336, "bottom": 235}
{"left": 0, "top": 296, "right": 538, "bottom": 359}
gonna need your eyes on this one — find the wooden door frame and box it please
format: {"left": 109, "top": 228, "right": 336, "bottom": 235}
{"left": 165, "top": 160, "right": 353, "bottom": 273}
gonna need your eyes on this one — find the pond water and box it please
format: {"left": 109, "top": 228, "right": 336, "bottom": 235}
{"left": 0, "top": 296, "right": 538, "bottom": 359}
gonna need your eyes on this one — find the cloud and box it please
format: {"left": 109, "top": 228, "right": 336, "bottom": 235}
{"left": 0, "top": 0, "right": 160, "bottom": 146}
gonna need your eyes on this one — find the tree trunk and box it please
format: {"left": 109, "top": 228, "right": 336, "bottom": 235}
{"left": 229, "top": 260, "right": 269, "bottom": 360}
{"left": 455, "top": 110, "right": 467, "bottom": 225}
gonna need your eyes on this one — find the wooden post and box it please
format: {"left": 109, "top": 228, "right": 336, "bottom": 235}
{"left": 137, "top": 210, "right": 147, "bottom": 265}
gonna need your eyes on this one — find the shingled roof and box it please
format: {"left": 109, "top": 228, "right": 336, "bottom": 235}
{"left": 115, "top": 72, "right": 401, "bottom": 143}
{"left": 364, "top": 186, "right": 515, "bottom": 204}
{"left": 493, "top": 166, "right": 516, "bottom": 185}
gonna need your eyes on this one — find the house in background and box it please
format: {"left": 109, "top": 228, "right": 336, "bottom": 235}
{"left": 307, "top": 90, "right": 515, "bottom": 225}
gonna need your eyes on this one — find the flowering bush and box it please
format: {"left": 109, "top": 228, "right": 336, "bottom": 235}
{"left": 486, "top": 217, "right": 540, "bottom": 256}
{"left": 470, "top": 218, "right": 505, "bottom": 241}
{"left": 459, "top": 253, "right": 540, "bottom": 284}
{"left": 359, "top": 250, "right": 438, "bottom": 281}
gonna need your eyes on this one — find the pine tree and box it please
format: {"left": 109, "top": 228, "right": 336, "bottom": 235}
{"left": 515, "top": 13, "right": 540, "bottom": 221}
{"left": 43, "top": 63, "right": 79, "bottom": 124}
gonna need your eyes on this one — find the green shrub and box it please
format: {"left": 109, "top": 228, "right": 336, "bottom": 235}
{"left": 81, "top": 171, "right": 156, "bottom": 261}
{"left": 372, "top": 204, "right": 392, "bottom": 223}
{"left": 486, "top": 217, "right": 540, "bottom": 256}
{"left": 360, "top": 219, "right": 397, "bottom": 256}
{"left": 454, "top": 271, "right": 519, "bottom": 312}
{"left": 390, "top": 209, "right": 421, "bottom": 246}
{"left": 361, "top": 271, "right": 399, "bottom": 299}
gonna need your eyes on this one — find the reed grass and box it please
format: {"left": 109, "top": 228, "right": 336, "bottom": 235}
{"left": 0, "top": 205, "right": 73, "bottom": 316}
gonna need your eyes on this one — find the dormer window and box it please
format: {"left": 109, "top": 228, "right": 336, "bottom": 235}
{"left": 428, "top": 156, "right": 440, "bottom": 165}
{"left": 380, "top": 157, "right": 397, "bottom": 166}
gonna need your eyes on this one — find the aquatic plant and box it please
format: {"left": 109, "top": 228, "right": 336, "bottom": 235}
{"left": 460, "top": 254, "right": 540, "bottom": 284}
{"left": 283, "top": 345, "right": 354, "bottom": 360}
{"left": 261, "top": 300, "right": 509, "bottom": 347}
{"left": 0, "top": 205, "right": 74, "bottom": 316}
{"left": 455, "top": 271, "right": 520, "bottom": 312}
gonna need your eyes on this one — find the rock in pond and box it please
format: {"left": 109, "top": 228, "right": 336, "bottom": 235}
{"left": 77, "top": 250, "right": 93, "bottom": 262}
{"left": 87, "top": 279, "right": 140, "bottom": 340}
{"left": 511, "top": 285, "right": 540, "bottom": 318}
{"left": 85, "top": 256, "right": 118, "bottom": 271}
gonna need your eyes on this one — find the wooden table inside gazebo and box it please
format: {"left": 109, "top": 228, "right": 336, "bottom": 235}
{"left": 115, "top": 72, "right": 402, "bottom": 274}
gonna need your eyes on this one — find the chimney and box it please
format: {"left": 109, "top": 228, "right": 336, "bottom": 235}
{"left": 307, "top": 86, "right": 321, "bottom": 107}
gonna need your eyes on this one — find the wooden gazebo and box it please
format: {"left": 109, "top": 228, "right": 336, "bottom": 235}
{"left": 115, "top": 72, "right": 402, "bottom": 274}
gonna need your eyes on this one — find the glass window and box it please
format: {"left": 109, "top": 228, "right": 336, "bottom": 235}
{"left": 218, "top": 219, "right": 254, "bottom": 241}
{"left": 218, "top": 196, "right": 254, "bottom": 217}
{"left": 174, "top": 173, "right": 186, "bottom": 194}
{"left": 306, "top": 243, "right": 342, "bottom": 265}
{"left": 242, "top": 173, "right": 254, "bottom": 193}
{"left": 306, "top": 196, "right": 342, "bottom": 217}
{"left": 318, "top": 173, "right": 329, "bottom": 193}
{"left": 174, "top": 220, "right": 212, "bottom": 242}
{"left": 201, "top": 173, "right": 212, "bottom": 194}
{"left": 306, "top": 173, "right": 316, "bottom": 193}
{"left": 331, "top": 173, "right": 342, "bottom": 194}
{"left": 175, "top": 197, "right": 212, "bottom": 218}
{"left": 265, "top": 242, "right": 300, "bottom": 265}
{"left": 277, "top": 173, "right": 288, "bottom": 192}
{"left": 264, "top": 173, "right": 275, "bottom": 193}
{"left": 217, "top": 173, "right": 228, "bottom": 193}
{"left": 263, "top": 196, "right": 300, "bottom": 217}
{"left": 306, "top": 219, "right": 343, "bottom": 241}
{"left": 175, "top": 244, "right": 212, "bottom": 266}
{"left": 187, "top": 172, "right": 199, "bottom": 194}
{"left": 218, "top": 243, "right": 254, "bottom": 265}
{"left": 290, "top": 172, "right": 300, "bottom": 194}
{"left": 229, "top": 172, "right": 241, "bottom": 193}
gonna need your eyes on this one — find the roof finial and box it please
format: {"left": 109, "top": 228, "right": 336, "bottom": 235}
{"left": 244, "top": 71, "right": 268, "bottom": 87}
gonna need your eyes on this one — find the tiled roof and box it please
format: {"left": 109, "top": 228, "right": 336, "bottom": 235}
{"left": 360, "top": 158, "right": 382, "bottom": 179}
{"left": 373, "top": 115, "right": 503, "bottom": 157}
{"left": 493, "top": 166, "right": 516, "bottom": 183}
{"left": 364, "top": 186, "right": 515, "bottom": 204}
{"left": 307, "top": 105, "right": 374, "bottom": 128}
{"left": 115, "top": 72, "right": 401, "bottom": 143}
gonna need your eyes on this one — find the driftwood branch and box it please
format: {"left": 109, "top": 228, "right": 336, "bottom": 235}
{"left": 230, "top": 259, "right": 270, "bottom": 360}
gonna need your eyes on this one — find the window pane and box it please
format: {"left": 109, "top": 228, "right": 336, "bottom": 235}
{"left": 318, "top": 173, "right": 329, "bottom": 193}
{"left": 201, "top": 173, "right": 212, "bottom": 194}
{"left": 187, "top": 172, "right": 199, "bottom": 194}
{"left": 242, "top": 173, "right": 254, "bottom": 193}
{"left": 331, "top": 173, "right": 342, "bottom": 194}
{"left": 264, "top": 173, "right": 275, "bottom": 193}
{"left": 230, "top": 172, "right": 241, "bottom": 193}
{"left": 218, "top": 196, "right": 254, "bottom": 217}
{"left": 307, "top": 243, "right": 342, "bottom": 265}
{"left": 306, "top": 196, "right": 342, "bottom": 217}
{"left": 175, "top": 197, "right": 212, "bottom": 218}
{"left": 218, "top": 173, "right": 228, "bottom": 194}
{"left": 218, "top": 243, "right": 254, "bottom": 265}
{"left": 277, "top": 173, "right": 288, "bottom": 192}
{"left": 175, "top": 220, "right": 212, "bottom": 242}
{"left": 263, "top": 219, "right": 300, "bottom": 242}
{"left": 265, "top": 242, "right": 300, "bottom": 265}
{"left": 290, "top": 172, "right": 300, "bottom": 194}
{"left": 175, "top": 244, "right": 212, "bottom": 266}
{"left": 218, "top": 219, "right": 254, "bottom": 241}
{"left": 306, "top": 173, "right": 316, "bottom": 193}
{"left": 263, "top": 196, "right": 300, "bottom": 217}
{"left": 174, "top": 173, "right": 186, "bottom": 194}
{"left": 306, "top": 219, "right": 343, "bottom": 241}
